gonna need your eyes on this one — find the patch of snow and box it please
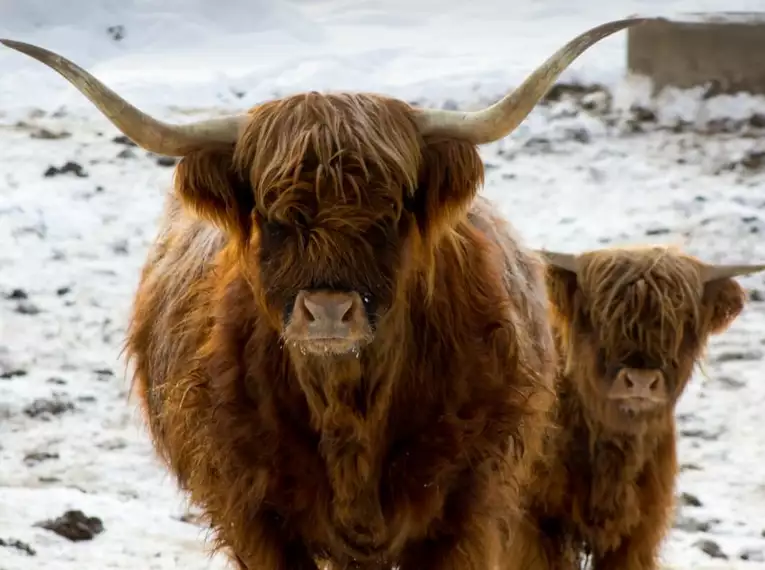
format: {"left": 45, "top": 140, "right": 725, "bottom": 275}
{"left": 1, "top": 0, "right": 765, "bottom": 569}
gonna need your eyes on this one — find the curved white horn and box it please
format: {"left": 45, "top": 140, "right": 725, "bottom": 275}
{"left": 1, "top": 39, "right": 249, "bottom": 156}
{"left": 413, "top": 17, "right": 657, "bottom": 144}
{"left": 700, "top": 263, "right": 765, "bottom": 283}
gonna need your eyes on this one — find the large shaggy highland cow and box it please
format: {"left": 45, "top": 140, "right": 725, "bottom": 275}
{"left": 4, "top": 18, "right": 655, "bottom": 569}
{"left": 507, "top": 245, "right": 764, "bottom": 570}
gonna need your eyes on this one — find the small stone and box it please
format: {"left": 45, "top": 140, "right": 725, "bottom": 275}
{"left": 112, "top": 134, "right": 136, "bottom": 147}
{"left": 23, "top": 397, "right": 75, "bottom": 419}
{"left": 43, "top": 161, "right": 88, "bottom": 178}
{"left": 36, "top": 510, "right": 104, "bottom": 542}
{"left": 694, "top": 539, "right": 728, "bottom": 560}
{"left": 715, "top": 350, "right": 762, "bottom": 363}
{"left": 679, "top": 492, "right": 703, "bottom": 507}
{"left": 740, "top": 548, "right": 764, "bottom": 562}
{"left": 5, "top": 288, "right": 27, "bottom": 300}
{"left": 0, "top": 537, "right": 36, "bottom": 556}
{"left": 674, "top": 515, "right": 714, "bottom": 532}
{"left": 30, "top": 127, "right": 70, "bottom": 140}
{"left": 155, "top": 156, "right": 177, "bottom": 167}
{"left": 23, "top": 451, "right": 59, "bottom": 466}
{"left": 15, "top": 301, "right": 41, "bottom": 315}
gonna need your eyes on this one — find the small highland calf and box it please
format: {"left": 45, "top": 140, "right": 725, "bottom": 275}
{"left": 506, "top": 245, "right": 765, "bottom": 570}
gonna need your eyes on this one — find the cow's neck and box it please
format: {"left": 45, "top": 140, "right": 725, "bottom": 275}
{"left": 287, "top": 333, "right": 403, "bottom": 543}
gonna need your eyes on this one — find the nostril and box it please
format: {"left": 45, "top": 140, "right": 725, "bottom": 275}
{"left": 301, "top": 299, "right": 318, "bottom": 323}
{"left": 340, "top": 301, "right": 354, "bottom": 323}
{"left": 648, "top": 377, "right": 659, "bottom": 391}
{"left": 624, "top": 376, "right": 634, "bottom": 389}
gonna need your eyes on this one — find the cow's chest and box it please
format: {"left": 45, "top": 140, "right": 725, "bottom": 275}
{"left": 566, "top": 442, "right": 645, "bottom": 553}
{"left": 275, "top": 398, "right": 393, "bottom": 559}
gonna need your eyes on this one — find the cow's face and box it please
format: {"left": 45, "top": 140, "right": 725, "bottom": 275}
{"left": 249, "top": 95, "right": 418, "bottom": 357}
{"left": 545, "top": 248, "right": 746, "bottom": 434}
{"left": 175, "top": 93, "right": 484, "bottom": 358}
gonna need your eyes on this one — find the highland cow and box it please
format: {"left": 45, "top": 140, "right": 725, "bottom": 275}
{"left": 507, "top": 245, "right": 765, "bottom": 570}
{"left": 3, "top": 18, "right": 653, "bottom": 569}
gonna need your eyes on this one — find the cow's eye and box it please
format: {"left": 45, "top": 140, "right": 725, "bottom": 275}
{"left": 262, "top": 220, "right": 289, "bottom": 242}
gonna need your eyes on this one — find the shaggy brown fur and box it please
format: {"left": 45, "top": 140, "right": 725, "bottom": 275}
{"left": 506, "top": 245, "right": 749, "bottom": 570}
{"left": 126, "top": 92, "right": 557, "bottom": 569}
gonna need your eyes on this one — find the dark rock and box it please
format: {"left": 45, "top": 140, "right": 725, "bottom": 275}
{"left": 155, "top": 156, "right": 177, "bottom": 167}
{"left": 645, "top": 227, "right": 670, "bottom": 236}
{"left": 0, "top": 366, "right": 27, "bottom": 380}
{"left": 694, "top": 539, "right": 728, "bottom": 560}
{"left": 674, "top": 515, "right": 716, "bottom": 532}
{"left": 44, "top": 161, "right": 88, "bottom": 178}
{"left": 566, "top": 127, "right": 591, "bottom": 144}
{"left": 30, "top": 128, "right": 71, "bottom": 140}
{"left": 716, "top": 375, "right": 746, "bottom": 389}
{"left": 740, "top": 548, "right": 764, "bottom": 562}
{"left": 0, "top": 537, "right": 36, "bottom": 556}
{"left": 36, "top": 510, "right": 104, "bottom": 542}
{"left": 679, "top": 492, "right": 703, "bottom": 507}
{"left": 741, "top": 151, "right": 765, "bottom": 171}
{"left": 112, "top": 135, "right": 136, "bottom": 147}
{"left": 715, "top": 350, "right": 762, "bottom": 363}
{"left": 749, "top": 114, "right": 765, "bottom": 128}
{"left": 5, "top": 288, "right": 28, "bottom": 300}
{"left": 23, "top": 451, "right": 59, "bottom": 465}
{"left": 629, "top": 105, "right": 657, "bottom": 123}
{"left": 23, "top": 396, "right": 75, "bottom": 419}
{"left": 14, "top": 301, "right": 41, "bottom": 315}
{"left": 107, "top": 25, "right": 125, "bottom": 42}
{"left": 116, "top": 148, "right": 136, "bottom": 159}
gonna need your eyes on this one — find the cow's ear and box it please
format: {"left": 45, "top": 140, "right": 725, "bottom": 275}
{"left": 408, "top": 137, "right": 484, "bottom": 246}
{"left": 174, "top": 147, "right": 255, "bottom": 241}
{"left": 702, "top": 277, "right": 746, "bottom": 335}
{"left": 545, "top": 265, "right": 579, "bottom": 323}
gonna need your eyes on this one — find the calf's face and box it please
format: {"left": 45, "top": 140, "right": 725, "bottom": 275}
{"left": 542, "top": 248, "right": 755, "bottom": 434}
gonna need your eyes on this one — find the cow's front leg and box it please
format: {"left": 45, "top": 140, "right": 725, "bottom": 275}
{"left": 398, "top": 514, "right": 501, "bottom": 570}
{"left": 220, "top": 512, "right": 319, "bottom": 570}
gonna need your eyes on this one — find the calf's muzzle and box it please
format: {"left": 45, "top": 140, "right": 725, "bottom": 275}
{"left": 608, "top": 367, "right": 667, "bottom": 414}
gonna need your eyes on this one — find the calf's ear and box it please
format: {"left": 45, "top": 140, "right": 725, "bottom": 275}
{"left": 174, "top": 147, "right": 255, "bottom": 242}
{"left": 702, "top": 278, "right": 746, "bottom": 335}
{"left": 545, "top": 266, "right": 580, "bottom": 323}
{"left": 409, "top": 138, "right": 484, "bottom": 246}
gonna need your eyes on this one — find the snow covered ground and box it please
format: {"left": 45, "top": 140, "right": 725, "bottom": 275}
{"left": 1, "top": 0, "right": 765, "bottom": 568}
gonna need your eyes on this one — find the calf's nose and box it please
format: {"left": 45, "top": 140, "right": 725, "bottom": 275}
{"left": 609, "top": 368, "right": 667, "bottom": 402}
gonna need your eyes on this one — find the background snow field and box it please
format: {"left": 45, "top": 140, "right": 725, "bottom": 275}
{"left": 1, "top": 0, "right": 765, "bottom": 568}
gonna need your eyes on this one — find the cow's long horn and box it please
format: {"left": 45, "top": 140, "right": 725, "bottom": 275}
{"left": 0, "top": 39, "right": 248, "bottom": 156}
{"left": 413, "top": 17, "right": 655, "bottom": 144}
{"left": 536, "top": 249, "right": 579, "bottom": 273}
{"left": 700, "top": 263, "right": 765, "bottom": 283}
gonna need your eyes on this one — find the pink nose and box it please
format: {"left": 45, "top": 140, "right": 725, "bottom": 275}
{"left": 291, "top": 290, "right": 368, "bottom": 338}
{"left": 301, "top": 294, "right": 354, "bottom": 324}
{"left": 608, "top": 368, "right": 667, "bottom": 402}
